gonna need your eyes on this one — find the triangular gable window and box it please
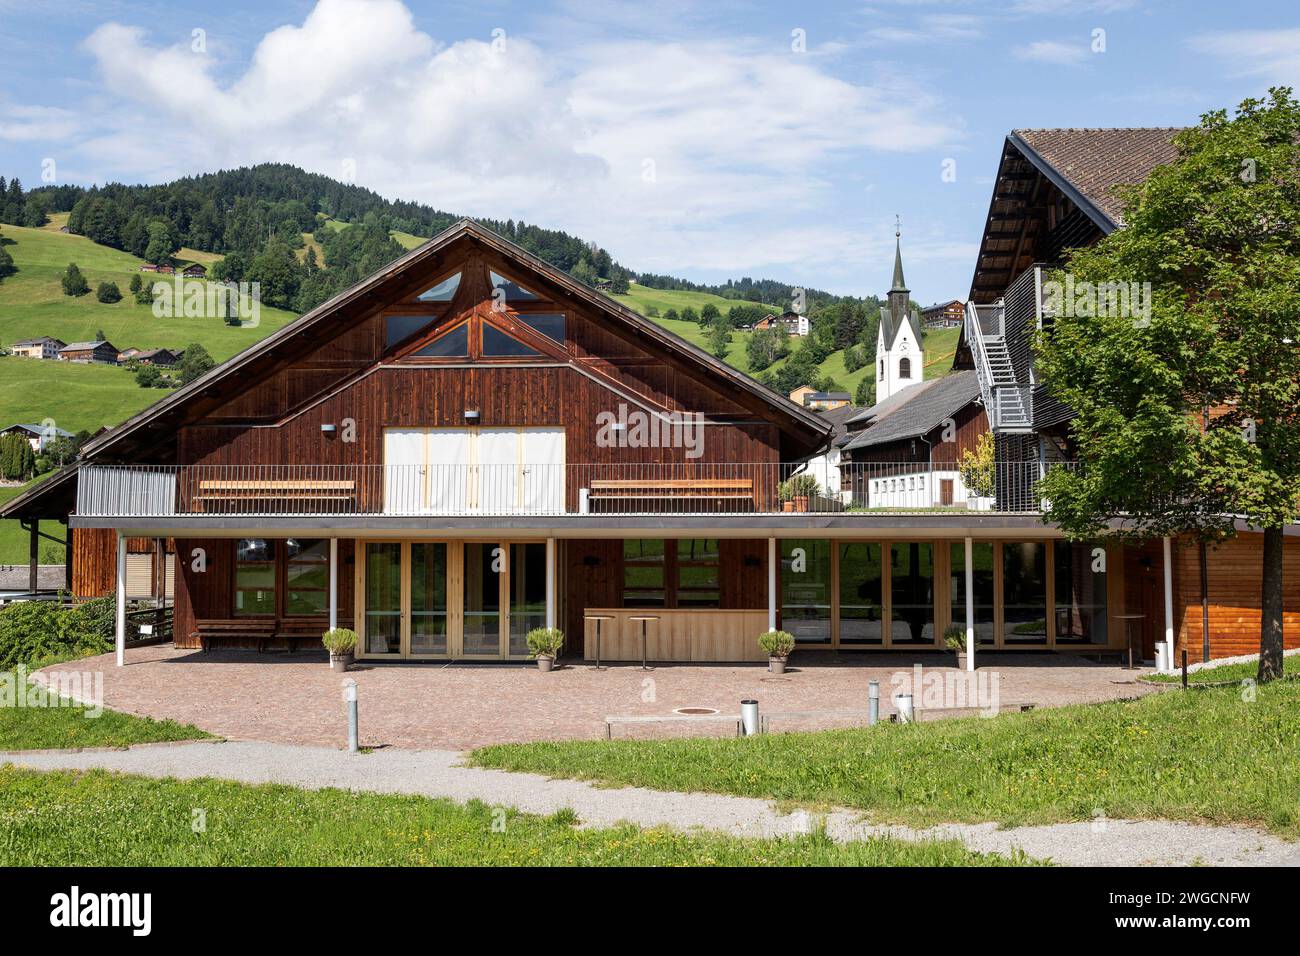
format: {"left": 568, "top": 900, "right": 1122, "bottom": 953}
{"left": 386, "top": 314, "right": 438, "bottom": 349}
{"left": 413, "top": 323, "right": 469, "bottom": 357}
{"left": 490, "top": 271, "right": 539, "bottom": 301}
{"left": 482, "top": 323, "right": 541, "bottom": 357}
{"left": 516, "top": 312, "right": 565, "bottom": 345}
{"left": 415, "top": 272, "right": 462, "bottom": 302}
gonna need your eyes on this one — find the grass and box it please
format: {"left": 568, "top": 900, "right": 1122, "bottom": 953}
{"left": 0, "top": 476, "right": 66, "bottom": 565}
{"left": 1143, "top": 653, "right": 1300, "bottom": 685}
{"left": 0, "top": 670, "right": 210, "bottom": 750}
{"left": 472, "top": 680, "right": 1300, "bottom": 837}
{"left": 0, "top": 223, "right": 298, "bottom": 363}
{"left": 0, "top": 766, "right": 1030, "bottom": 866}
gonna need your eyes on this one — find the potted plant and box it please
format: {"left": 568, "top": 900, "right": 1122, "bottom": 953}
{"left": 943, "top": 624, "right": 969, "bottom": 669}
{"left": 758, "top": 629, "right": 796, "bottom": 674}
{"left": 786, "top": 473, "right": 820, "bottom": 513}
{"left": 526, "top": 626, "right": 565, "bottom": 672}
{"left": 322, "top": 627, "right": 357, "bottom": 672}
{"left": 778, "top": 480, "right": 795, "bottom": 512}
{"left": 959, "top": 432, "right": 995, "bottom": 510}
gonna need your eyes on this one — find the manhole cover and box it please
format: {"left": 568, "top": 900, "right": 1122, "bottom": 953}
{"left": 673, "top": 707, "right": 719, "bottom": 716}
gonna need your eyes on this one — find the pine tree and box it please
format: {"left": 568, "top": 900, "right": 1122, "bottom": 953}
{"left": 61, "top": 263, "right": 90, "bottom": 296}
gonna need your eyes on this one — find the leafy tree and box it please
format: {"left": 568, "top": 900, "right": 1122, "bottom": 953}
{"left": 663, "top": 308, "right": 679, "bottom": 322}
{"left": 746, "top": 328, "right": 788, "bottom": 372}
{"left": 644, "top": 306, "right": 659, "bottom": 318}
{"left": 700, "top": 303, "right": 720, "bottom": 327}
{"left": 0, "top": 245, "right": 15, "bottom": 281}
{"left": 854, "top": 377, "right": 875, "bottom": 407}
{"left": 129, "top": 273, "right": 143, "bottom": 294}
{"left": 96, "top": 281, "right": 122, "bottom": 303}
{"left": 143, "top": 219, "right": 178, "bottom": 266}
{"left": 94, "top": 329, "right": 106, "bottom": 342}
{"left": 178, "top": 343, "right": 214, "bottom": 385}
{"left": 707, "top": 322, "right": 731, "bottom": 359}
{"left": 0, "top": 433, "right": 36, "bottom": 480}
{"left": 134, "top": 364, "right": 162, "bottom": 388}
{"left": 61, "top": 262, "right": 90, "bottom": 296}
{"left": 1036, "top": 89, "right": 1300, "bottom": 682}
{"left": 680, "top": 306, "right": 699, "bottom": 325}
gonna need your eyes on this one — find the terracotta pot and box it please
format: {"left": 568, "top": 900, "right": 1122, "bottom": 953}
{"left": 793, "top": 496, "right": 809, "bottom": 512}
{"left": 769, "top": 656, "right": 787, "bottom": 675}
{"left": 955, "top": 651, "right": 968, "bottom": 670}
{"left": 537, "top": 656, "right": 554, "bottom": 673}
{"left": 782, "top": 501, "right": 795, "bottom": 512}
{"left": 329, "top": 652, "right": 353, "bottom": 673}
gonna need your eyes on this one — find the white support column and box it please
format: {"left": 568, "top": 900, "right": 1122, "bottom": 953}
{"left": 1162, "top": 536, "right": 1175, "bottom": 671}
{"left": 767, "top": 537, "right": 777, "bottom": 631}
{"left": 545, "top": 537, "right": 557, "bottom": 629}
{"left": 328, "top": 538, "right": 339, "bottom": 632}
{"left": 115, "top": 533, "right": 127, "bottom": 667}
{"left": 964, "top": 536, "right": 975, "bottom": 672}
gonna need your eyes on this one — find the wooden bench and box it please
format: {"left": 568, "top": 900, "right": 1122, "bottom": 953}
{"left": 193, "top": 479, "right": 356, "bottom": 506}
{"left": 194, "top": 619, "right": 276, "bottom": 653}
{"left": 588, "top": 478, "right": 754, "bottom": 508}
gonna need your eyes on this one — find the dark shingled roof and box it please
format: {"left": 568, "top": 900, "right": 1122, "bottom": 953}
{"left": 842, "top": 371, "right": 980, "bottom": 451}
{"left": 1012, "top": 127, "right": 1183, "bottom": 228}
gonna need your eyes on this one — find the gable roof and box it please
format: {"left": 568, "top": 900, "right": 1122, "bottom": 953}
{"left": 13, "top": 336, "right": 65, "bottom": 348}
{"left": 60, "top": 340, "right": 116, "bottom": 352}
{"left": 2, "top": 423, "right": 73, "bottom": 438}
{"left": 75, "top": 218, "right": 830, "bottom": 464}
{"left": 843, "top": 371, "right": 980, "bottom": 451}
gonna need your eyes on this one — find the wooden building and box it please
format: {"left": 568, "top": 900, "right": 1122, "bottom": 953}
{"left": 58, "top": 340, "right": 119, "bottom": 365}
{"left": 3, "top": 215, "right": 1294, "bottom": 668}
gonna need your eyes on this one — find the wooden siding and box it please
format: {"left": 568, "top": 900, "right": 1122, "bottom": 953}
{"left": 70, "top": 528, "right": 172, "bottom": 599}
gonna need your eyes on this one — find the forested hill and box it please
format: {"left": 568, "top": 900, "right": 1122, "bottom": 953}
{"left": 6, "top": 163, "right": 842, "bottom": 316}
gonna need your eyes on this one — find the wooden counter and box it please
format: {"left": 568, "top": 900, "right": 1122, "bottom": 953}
{"left": 582, "top": 608, "right": 769, "bottom": 663}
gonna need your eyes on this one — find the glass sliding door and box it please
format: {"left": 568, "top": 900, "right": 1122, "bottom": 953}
{"left": 364, "top": 542, "right": 402, "bottom": 655}
{"left": 507, "top": 543, "right": 548, "bottom": 657}
{"left": 410, "top": 543, "right": 449, "bottom": 656}
{"left": 889, "top": 542, "right": 935, "bottom": 645}
{"left": 463, "top": 542, "right": 503, "bottom": 656}
{"left": 838, "top": 542, "right": 884, "bottom": 645}
{"left": 950, "top": 541, "right": 995, "bottom": 645}
{"left": 1054, "top": 542, "right": 1108, "bottom": 645}
{"left": 781, "top": 539, "right": 832, "bottom": 645}
{"left": 1003, "top": 542, "right": 1048, "bottom": 644}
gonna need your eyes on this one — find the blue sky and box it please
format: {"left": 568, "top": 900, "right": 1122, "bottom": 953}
{"left": 1, "top": 0, "right": 1296, "bottom": 302}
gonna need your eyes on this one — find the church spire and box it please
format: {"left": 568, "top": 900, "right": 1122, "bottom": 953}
{"left": 890, "top": 216, "right": 908, "bottom": 294}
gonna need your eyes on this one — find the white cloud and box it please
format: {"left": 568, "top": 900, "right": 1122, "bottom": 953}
{"left": 868, "top": 13, "right": 985, "bottom": 44}
{"left": 0, "top": 103, "right": 78, "bottom": 141}
{"left": 63, "top": 0, "right": 958, "bottom": 292}
{"left": 1014, "top": 39, "right": 1089, "bottom": 65}
{"left": 1188, "top": 28, "right": 1300, "bottom": 89}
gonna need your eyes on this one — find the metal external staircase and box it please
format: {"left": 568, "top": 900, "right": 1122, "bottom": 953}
{"left": 965, "top": 300, "right": 1033, "bottom": 433}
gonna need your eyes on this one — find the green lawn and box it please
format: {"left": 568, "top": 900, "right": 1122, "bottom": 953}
{"left": 1143, "top": 653, "right": 1300, "bottom": 685}
{"left": 0, "top": 477, "right": 65, "bottom": 565}
{"left": 0, "top": 670, "right": 210, "bottom": 750}
{"left": 0, "top": 767, "right": 1030, "bottom": 866}
{"left": 0, "top": 223, "right": 298, "bottom": 363}
{"left": 610, "top": 282, "right": 769, "bottom": 321}
{"left": 472, "top": 681, "right": 1300, "bottom": 837}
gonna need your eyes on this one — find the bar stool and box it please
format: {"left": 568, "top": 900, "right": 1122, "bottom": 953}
{"left": 628, "top": 615, "right": 659, "bottom": 671}
{"left": 1115, "top": 614, "right": 1145, "bottom": 669}
{"left": 584, "top": 613, "right": 614, "bottom": 671}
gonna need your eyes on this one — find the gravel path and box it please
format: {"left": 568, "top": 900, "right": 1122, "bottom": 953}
{"left": 5, "top": 741, "right": 1296, "bottom": 866}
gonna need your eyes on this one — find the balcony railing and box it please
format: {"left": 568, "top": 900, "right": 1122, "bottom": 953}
{"left": 75, "top": 461, "right": 1076, "bottom": 518}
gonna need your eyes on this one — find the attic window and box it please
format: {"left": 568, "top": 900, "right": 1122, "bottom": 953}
{"left": 414, "top": 323, "right": 469, "bottom": 357}
{"left": 386, "top": 314, "right": 436, "bottom": 349}
{"left": 516, "top": 311, "right": 565, "bottom": 344}
{"left": 490, "top": 271, "right": 539, "bottom": 301}
{"left": 415, "top": 273, "right": 462, "bottom": 302}
{"left": 483, "top": 324, "right": 541, "bottom": 357}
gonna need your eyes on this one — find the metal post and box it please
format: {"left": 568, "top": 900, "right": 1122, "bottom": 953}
{"left": 964, "top": 536, "right": 975, "bottom": 672}
{"left": 894, "top": 693, "right": 914, "bottom": 724}
{"left": 740, "top": 699, "right": 759, "bottom": 736}
{"left": 1162, "top": 536, "right": 1175, "bottom": 667}
{"left": 1181, "top": 649, "right": 1188, "bottom": 690}
{"left": 328, "top": 538, "right": 338, "bottom": 632}
{"left": 343, "top": 680, "right": 358, "bottom": 753}
{"left": 868, "top": 680, "right": 879, "bottom": 726}
{"left": 115, "top": 533, "right": 127, "bottom": 668}
{"left": 641, "top": 619, "right": 649, "bottom": 671}
{"left": 28, "top": 519, "right": 38, "bottom": 594}
{"left": 767, "top": 537, "right": 777, "bottom": 631}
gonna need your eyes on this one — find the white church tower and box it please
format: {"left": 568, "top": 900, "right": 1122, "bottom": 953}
{"left": 874, "top": 224, "right": 924, "bottom": 403}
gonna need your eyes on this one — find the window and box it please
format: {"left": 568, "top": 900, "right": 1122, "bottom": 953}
{"left": 411, "top": 542, "right": 448, "bottom": 655}
{"left": 516, "top": 311, "right": 565, "bottom": 344}
{"left": 880, "top": 359, "right": 885, "bottom": 376}
{"left": 899, "top": 357, "right": 912, "bottom": 379}
{"left": 235, "top": 539, "right": 275, "bottom": 615}
{"left": 950, "top": 541, "right": 995, "bottom": 644}
{"left": 889, "top": 542, "right": 934, "bottom": 644}
{"left": 839, "top": 542, "right": 883, "bottom": 645}
{"left": 415, "top": 272, "right": 461, "bottom": 302}
{"left": 385, "top": 314, "right": 436, "bottom": 349}
{"left": 1003, "top": 542, "right": 1048, "bottom": 643}
{"left": 364, "top": 543, "right": 401, "bottom": 655}
{"left": 1054, "top": 542, "right": 1108, "bottom": 644}
{"left": 675, "top": 539, "right": 720, "bottom": 608}
{"left": 284, "top": 538, "right": 329, "bottom": 615}
{"left": 508, "top": 543, "right": 548, "bottom": 656}
{"left": 414, "top": 323, "right": 469, "bottom": 357}
{"left": 623, "top": 539, "right": 666, "bottom": 607}
{"left": 781, "top": 539, "right": 832, "bottom": 644}
{"left": 482, "top": 323, "right": 541, "bottom": 357}
{"left": 490, "top": 271, "right": 539, "bottom": 300}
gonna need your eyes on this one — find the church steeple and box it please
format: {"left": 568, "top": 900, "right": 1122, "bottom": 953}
{"left": 875, "top": 217, "right": 924, "bottom": 403}
{"left": 888, "top": 218, "right": 909, "bottom": 317}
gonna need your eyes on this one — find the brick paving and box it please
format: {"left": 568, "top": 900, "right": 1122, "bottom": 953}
{"left": 36, "top": 646, "right": 1161, "bottom": 751}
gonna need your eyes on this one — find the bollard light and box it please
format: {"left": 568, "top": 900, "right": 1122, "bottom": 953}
{"left": 740, "top": 699, "right": 759, "bottom": 737}
{"left": 868, "top": 680, "right": 879, "bottom": 726}
{"left": 894, "top": 692, "right": 914, "bottom": 724}
{"left": 342, "top": 679, "right": 359, "bottom": 753}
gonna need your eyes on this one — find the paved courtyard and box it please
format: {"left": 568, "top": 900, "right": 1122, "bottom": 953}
{"left": 35, "top": 645, "right": 1161, "bottom": 751}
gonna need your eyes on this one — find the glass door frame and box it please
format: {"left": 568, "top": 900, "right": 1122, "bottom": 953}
{"left": 355, "top": 538, "right": 548, "bottom": 661}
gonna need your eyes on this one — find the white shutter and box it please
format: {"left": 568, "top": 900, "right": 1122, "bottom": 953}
{"left": 425, "top": 429, "right": 472, "bottom": 513}
{"left": 125, "top": 554, "right": 153, "bottom": 599}
{"left": 520, "top": 427, "right": 565, "bottom": 512}
{"left": 475, "top": 428, "right": 520, "bottom": 512}
{"left": 384, "top": 429, "right": 426, "bottom": 514}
